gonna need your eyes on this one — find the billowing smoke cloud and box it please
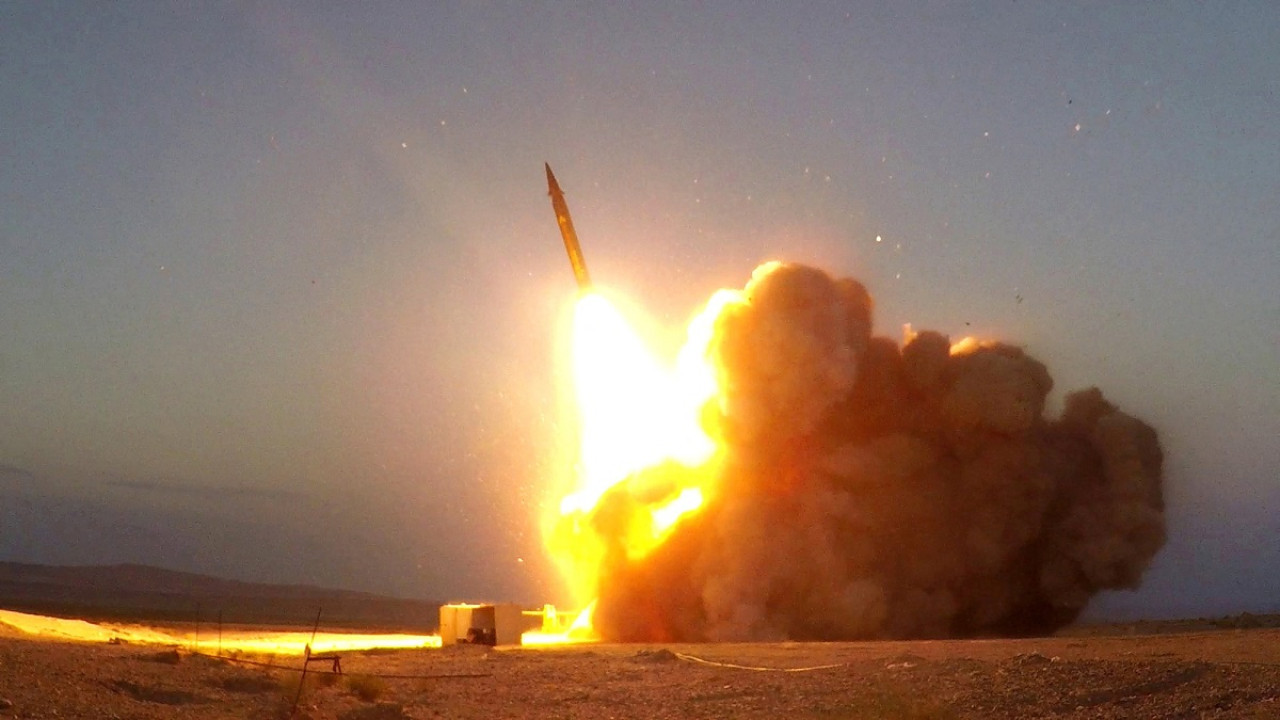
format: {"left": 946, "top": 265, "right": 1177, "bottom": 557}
{"left": 588, "top": 262, "right": 1164, "bottom": 641}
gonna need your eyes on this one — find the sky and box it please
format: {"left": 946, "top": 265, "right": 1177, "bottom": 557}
{"left": 1, "top": 3, "right": 1276, "bottom": 618}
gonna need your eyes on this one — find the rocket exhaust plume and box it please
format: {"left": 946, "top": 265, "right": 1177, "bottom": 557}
{"left": 549, "top": 261, "right": 1165, "bottom": 642}
{"left": 546, "top": 163, "right": 592, "bottom": 291}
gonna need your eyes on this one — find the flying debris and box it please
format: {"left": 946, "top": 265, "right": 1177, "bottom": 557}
{"left": 545, "top": 163, "right": 592, "bottom": 291}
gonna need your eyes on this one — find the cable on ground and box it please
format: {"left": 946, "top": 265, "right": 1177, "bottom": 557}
{"left": 190, "top": 651, "right": 492, "bottom": 680}
{"left": 673, "top": 652, "right": 846, "bottom": 672}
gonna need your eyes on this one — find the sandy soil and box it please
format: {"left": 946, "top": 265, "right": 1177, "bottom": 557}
{"left": 0, "top": 622, "right": 1277, "bottom": 719}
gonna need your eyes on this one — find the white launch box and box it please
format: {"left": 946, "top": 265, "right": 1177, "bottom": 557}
{"left": 438, "top": 603, "right": 529, "bottom": 646}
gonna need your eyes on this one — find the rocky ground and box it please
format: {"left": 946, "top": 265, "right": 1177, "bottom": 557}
{"left": 0, "top": 622, "right": 1277, "bottom": 719}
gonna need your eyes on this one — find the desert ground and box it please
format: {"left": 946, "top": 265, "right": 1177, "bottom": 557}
{"left": 1, "top": 616, "right": 1278, "bottom": 720}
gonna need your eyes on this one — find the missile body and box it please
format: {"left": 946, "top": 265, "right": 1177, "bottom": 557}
{"left": 545, "top": 163, "right": 592, "bottom": 291}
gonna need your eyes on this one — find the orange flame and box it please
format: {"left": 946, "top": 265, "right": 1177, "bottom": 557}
{"left": 545, "top": 290, "right": 740, "bottom": 631}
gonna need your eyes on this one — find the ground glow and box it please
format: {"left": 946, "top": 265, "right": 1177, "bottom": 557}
{"left": 0, "top": 608, "right": 440, "bottom": 654}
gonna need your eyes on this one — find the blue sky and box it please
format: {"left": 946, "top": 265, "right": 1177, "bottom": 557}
{"left": 1, "top": 3, "right": 1276, "bottom": 616}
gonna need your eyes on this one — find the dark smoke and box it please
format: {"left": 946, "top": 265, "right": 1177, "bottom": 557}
{"left": 589, "top": 262, "right": 1164, "bottom": 641}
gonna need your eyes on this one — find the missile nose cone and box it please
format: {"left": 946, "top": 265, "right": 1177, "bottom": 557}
{"left": 545, "top": 163, "right": 561, "bottom": 196}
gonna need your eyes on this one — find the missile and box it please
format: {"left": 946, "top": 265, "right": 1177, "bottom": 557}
{"left": 545, "top": 163, "right": 592, "bottom": 291}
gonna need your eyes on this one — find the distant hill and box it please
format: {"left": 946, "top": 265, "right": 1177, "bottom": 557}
{"left": 0, "top": 562, "right": 441, "bottom": 631}
{"left": 0, "top": 562, "right": 390, "bottom": 600}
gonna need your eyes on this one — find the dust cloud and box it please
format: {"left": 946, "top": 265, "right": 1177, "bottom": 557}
{"left": 589, "top": 262, "right": 1164, "bottom": 641}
